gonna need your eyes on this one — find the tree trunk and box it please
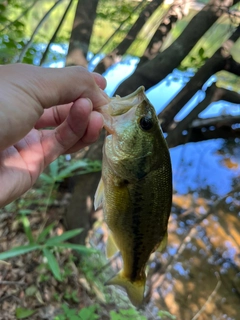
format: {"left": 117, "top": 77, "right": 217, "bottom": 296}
{"left": 114, "top": 0, "right": 240, "bottom": 96}
{"left": 63, "top": 0, "right": 101, "bottom": 244}
{"left": 66, "top": 0, "right": 99, "bottom": 67}
{"left": 93, "top": 0, "right": 163, "bottom": 74}
{"left": 63, "top": 133, "right": 105, "bottom": 245}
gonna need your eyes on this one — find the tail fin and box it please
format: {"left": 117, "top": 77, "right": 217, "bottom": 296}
{"left": 105, "top": 271, "right": 146, "bottom": 307}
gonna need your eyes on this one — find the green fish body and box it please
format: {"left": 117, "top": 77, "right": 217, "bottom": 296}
{"left": 95, "top": 87, "right": 172, "bottom": 307}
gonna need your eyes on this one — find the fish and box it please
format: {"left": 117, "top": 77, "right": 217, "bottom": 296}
{"left": 95, "top": 86, "right": 172, "bottom": 307}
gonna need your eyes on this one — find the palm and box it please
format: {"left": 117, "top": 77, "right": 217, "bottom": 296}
{"left": 0, "top": 64, "right": 108, "bottom": 208}
{"left": 0, "top": 100, "right": 104, "bottom": 208}
{"left": 0, "top": 129, "right": 48, "bottom": 205}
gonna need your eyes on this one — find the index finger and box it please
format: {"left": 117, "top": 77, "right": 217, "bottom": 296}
{"left": 4, "top": 64, "right": 110, "bottom": 110}
{"left": 34, "top": 104, "right": 72, "bottom": 129}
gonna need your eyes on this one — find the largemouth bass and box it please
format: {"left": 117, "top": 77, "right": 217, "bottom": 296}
{"left": 95, "top": 86, "right": 172, "bottom": 307}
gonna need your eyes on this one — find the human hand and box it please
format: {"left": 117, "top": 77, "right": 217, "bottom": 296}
{"left": 0, "top": 63, "right": 109, "bottom": 207}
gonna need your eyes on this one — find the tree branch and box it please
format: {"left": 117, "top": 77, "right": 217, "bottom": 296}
{"left": 155, "top": 185, "right": 240, "bottom": 292}
{"left": 93, "top": 0, "right": 164, "bottom": 74}
{"left": 159, "top": 24, "right": 240, "bottom": 132}
{"left": 88, "top": 0, "right": 147, "bottom": 67}
{"left": 191, "top": 273, "right": 221, "bottom": 320}
{"left": 40, "top": 0, "right": 74, "bottom": 66}
{"left": 15, "top": 0, "right": 63, "bottom": 63}
{"left": 191, "top": 114, "right": 240, "bottom": 128}
{"left": 137, "top": 0, "right": 189, "bottom": 68}
{"left": 167, "top": 116, "right": 240, "bottom": 148}
{"left": 114, "top": 0, "right": 240, "bottom": 96}
{"left": 66, "top": 0, "right": 99, "bottom": 67}
{"left": 166, "top": 83, "right": 240, "bottom": 147}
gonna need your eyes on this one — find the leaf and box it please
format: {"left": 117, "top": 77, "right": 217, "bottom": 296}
{"left": 20, "top": 216, "right": 34, "bottom": 244}
{"left": 198, "top": 47, "right": 204, "bottom": 58}
{"left": 16, "top": 307, "right": 36, "bottom": 319}
{"left": 18, "top": 209, "right": 32, "bottom": 215}
{"left": 110, "top": 311, "right": 122, "bottom": 320}
{"left": 0, "top": 15, "right": 8, "bottom": 23}
{"left": 110, "top": 309, "right": 146, "bottom": 320}
{"left": 57, "top": 160, "right": 88, "bottom": 176}
{"left": 0, "top": 244, "right": 41, "bottom": 260}
{"left": 25, "top": 285, "right": 38, "bottom": 297}
{"left": 55, "top": 243, "right": 97, "bottom": 254}
{"left": 12, "top": 20, "right": 25, "bottom": 28}
{"left": 158, "top": 310, "right": 176, "bottom": 319}
{"left": 36, "top": 223, "right": 55, "bottom": 244}
{"left": 61, "top": 304, "right": 79, "bottom": 319}
{"left": 78, "top": 305, "right": 99, "bottom": 320}
{"left": 43, "top": 248, "right": 62, "bottom": 281}
{"left": 45, "top": 229, "right": 82, "bottom": 246}
{"left": 57, "top": 160, "right": 100, "bottom": 181}
{"left": 40, "top": 172, "right": 54, "bottom": 184}
{"left": 120, "top": 308, "right": 138, "bottom": 316}
{"left": 0, "top": 4, "right": 7, "bottom": 11}
{"left": 49, "top": 158, "right": 59, "bottom": 179}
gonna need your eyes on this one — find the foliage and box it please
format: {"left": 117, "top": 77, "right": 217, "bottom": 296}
{"left": 92, "top": 0, "right": 145, "bottom": 54}
{"left": 54, "top": 304, "right": 100, "bottom": 320}
{"left": 0, "top": 0, "right": 146, "bottom": 63}
{"left": 0, "top": 215, "right": 95, "bottom": 281}
{"left": 16, "top": 307, "right": 36, "bottom": 319}
{"left": 110, "top": 308, "right": 147, "bottom": 320}
{"left": 0, "top": 156, "right": 101, "bottom": 281}
{"left": 0, "top": 1, "right": 239, "bottom": 319}
{"left": 40, "top": 156, "right": 101, "bottom": 185}
{"left": 158, "top": 310, "right": 176, "bottom": 319}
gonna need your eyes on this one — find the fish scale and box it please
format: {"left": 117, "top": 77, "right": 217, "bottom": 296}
{"left": 95, "top": 86, "right": 172, "bottom": 307}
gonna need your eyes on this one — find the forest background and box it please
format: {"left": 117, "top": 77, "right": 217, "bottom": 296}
{"left": 0, "top": 0, "right": 240, "bottom": 319}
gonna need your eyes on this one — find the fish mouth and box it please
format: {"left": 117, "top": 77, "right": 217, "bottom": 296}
{"left": 98, "top": 86, "right": 146, "bottom": 133}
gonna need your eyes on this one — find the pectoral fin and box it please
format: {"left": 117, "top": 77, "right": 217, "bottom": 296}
{"left": 156, "top": 232, "right": 168, "bottom": 252}
{"left": 106, "top": 231, "right": 119, "bottom": 258}
{"left": 94, "top": 178, "right": 104, "bottom": 210}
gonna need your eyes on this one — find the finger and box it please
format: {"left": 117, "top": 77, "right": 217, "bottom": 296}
{"left": 35, "top": 103, "right": 73, "bottom": 129}
{"left": 2, "top": 64, "right": 110, "bottom": 111}
{"left": 40, "top": 97, "right": 99, "bottom": 165}
{"left": 35, "top": 88, "right": 108, "bottom": 130}
{"left": 92, "top": 72, "right": 107, "bottom": 89}
{"left": 64, "top": 111, "right": 103, "bottom": 154}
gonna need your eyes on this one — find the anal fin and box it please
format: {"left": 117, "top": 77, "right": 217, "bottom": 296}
{"left": 106, "top": 231, "right": 119, "bottom": 258}
{"left": 156, "top": 232, "right": 168, "bottom": 252}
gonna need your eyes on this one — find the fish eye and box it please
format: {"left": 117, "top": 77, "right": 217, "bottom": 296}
{"left": 139, "top": 115, "right": 154, "bottom": 131}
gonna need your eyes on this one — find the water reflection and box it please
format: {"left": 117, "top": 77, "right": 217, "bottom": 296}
{"left": 146, "top": 189, "right": 240, "bottom": 319}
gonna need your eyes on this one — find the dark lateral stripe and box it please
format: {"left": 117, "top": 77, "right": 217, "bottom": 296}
{"left": 130, "top": 188, "right": 144, "bottom": 281}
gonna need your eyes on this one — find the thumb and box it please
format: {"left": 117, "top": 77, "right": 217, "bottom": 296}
{"left": 0, "top": 64, "right": 109, "bottom": 151}
{"left": 2, "top": 63, "right": 109, "bottom": 110}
